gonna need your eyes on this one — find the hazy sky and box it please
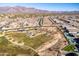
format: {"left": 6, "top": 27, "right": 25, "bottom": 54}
{"left": 0, "top": 3, "right": 79, "bottom": 11}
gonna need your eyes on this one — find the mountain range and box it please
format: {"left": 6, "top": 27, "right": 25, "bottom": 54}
{"left": 0, "top": 6, "right": 79, "bottom": 14}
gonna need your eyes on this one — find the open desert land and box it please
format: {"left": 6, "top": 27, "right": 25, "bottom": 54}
{"left": 0, "top": 6, "right": 79, "bottom": 56}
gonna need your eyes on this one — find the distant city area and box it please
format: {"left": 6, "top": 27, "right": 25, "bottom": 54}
{"left": 0, "top": 4, "right": 79, "bottom": 56}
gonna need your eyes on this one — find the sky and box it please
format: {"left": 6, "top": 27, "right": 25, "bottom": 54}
{"left": 0, "top": 3, "right": 79, "bottom": 11}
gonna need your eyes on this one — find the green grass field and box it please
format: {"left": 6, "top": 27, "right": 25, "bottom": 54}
{"left": 63, "top": 44, "right": 75, "bottom": 51}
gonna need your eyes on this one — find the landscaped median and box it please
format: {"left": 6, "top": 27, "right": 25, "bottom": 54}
{"left": 63, "top": 44, "right": 75, "bottom": 52}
